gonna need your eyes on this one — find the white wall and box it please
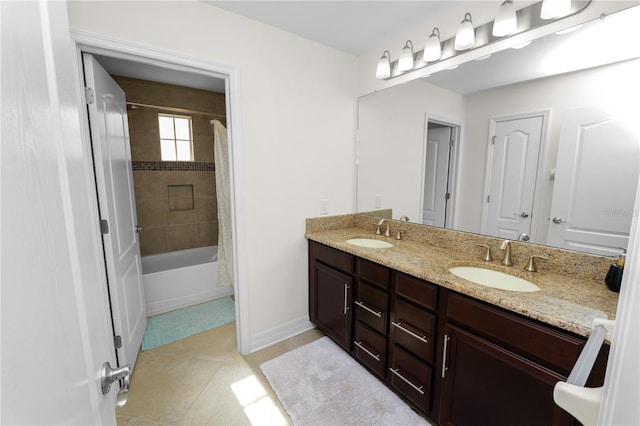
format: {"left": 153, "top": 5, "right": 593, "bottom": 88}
{"left": 458, "top": 59, "right": 640, "bottom": 237}
{"left": 67, "top": 1, "right": 358, "bottom": 350}
{"left": 358, "top": 80, "right": 465, "bottom": 220}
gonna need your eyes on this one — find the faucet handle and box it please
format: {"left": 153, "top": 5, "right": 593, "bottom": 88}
{"left": 475, "top": 244, "right": 493, "bottom": 261}
{"left": 525, "top": 255, "right": 549, "bottom": 272}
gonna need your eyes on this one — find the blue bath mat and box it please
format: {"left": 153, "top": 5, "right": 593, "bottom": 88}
{"left": 142, "top": 297, "right": 235, "bottom": 350}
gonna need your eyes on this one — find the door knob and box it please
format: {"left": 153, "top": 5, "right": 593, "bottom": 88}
{"left": 101, "top": 362, "right": 131, "bottom": 407}
{"left": 552, "top": 217, "right": 564, "bottom": 224}
{"left": 518, "top": 233, "right": 530, "bottom": 242}
{"left": 520, "top": 212, "right": 529, "bottom": 218}
{"left": 135, "top": 225, "right": 143, "bottom": 233}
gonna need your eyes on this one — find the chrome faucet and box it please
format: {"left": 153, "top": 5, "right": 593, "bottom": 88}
{"left": 376, "top": 219, "right": 391, "bottom": 237}
{"left": 500, "top": 240, "right": 513, "bottom": 266}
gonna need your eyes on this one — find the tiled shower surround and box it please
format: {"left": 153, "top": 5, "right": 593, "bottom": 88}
{"left": 114, "top": 76, "right": 226, "bottom": 256}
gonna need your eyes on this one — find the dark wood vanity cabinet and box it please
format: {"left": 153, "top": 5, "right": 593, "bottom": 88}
{"left": 308, "top": 240, "right": 609, "bottom": 425}
{"left": 388, "top": 272, "right": 438, "bottom": 413}
{"left": 437, "top": 291, "right": 609, "bottom": 426}
{"left": 353, "top": 259, "right": 390, "bottom": 378}
{"left": 309, "top": 242, "right": 355, "bottom": 351}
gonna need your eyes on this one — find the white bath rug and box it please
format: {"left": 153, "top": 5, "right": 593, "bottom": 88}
{"left": 260, "top": 336, "right": 432, "bottom": 425}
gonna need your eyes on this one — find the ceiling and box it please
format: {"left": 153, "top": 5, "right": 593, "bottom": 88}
{"left": 207, "top": 1, "right": 451, "bottom": 56}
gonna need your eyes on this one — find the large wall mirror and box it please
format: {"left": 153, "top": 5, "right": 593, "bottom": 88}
{"left": 357, "top": 5, "right": 640, "bottom": 256}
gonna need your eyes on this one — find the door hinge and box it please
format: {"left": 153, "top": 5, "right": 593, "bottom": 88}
{"left": 491, "top": 136, "right": 496, "bottom": 145}
{"left": 100, "top": 219, "right": 109, "bottom": 235}
{"left": 445, "top": 192, "right": 451, "bottom": 200}
{"left": 487, "top": 195, "right": 491, "bottom": 203}
{"left": 85, "top": 86, "right": 95, "bottom": 105}
{"left": 449, "top": 139, "right": 455, "bottom": 148}
{"left": 114, "top": 335, "right": 123, "bottom": 349}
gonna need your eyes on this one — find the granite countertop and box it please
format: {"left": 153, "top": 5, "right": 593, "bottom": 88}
{"left": 306, "top": 226, "right": 619, "bottom": 338}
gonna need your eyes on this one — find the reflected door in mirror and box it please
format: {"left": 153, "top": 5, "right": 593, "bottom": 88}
{"left": 547, "top": 107, "right": 639, "bottom": 256}
{"left": 422, "top": 124, "right": 453, "bottom": 227}
{"left": 483, "top": 115, "right": 545, "bottom": 241}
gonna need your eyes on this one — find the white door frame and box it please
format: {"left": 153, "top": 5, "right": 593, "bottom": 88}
{"left": 70, "top": 30, "right": 250, "bottom": 354}
{"left": 481, "top": 110, "right": 549, "bottom": 244}
{"left": 420, "top": 114, "right": 463, "bottom": 229}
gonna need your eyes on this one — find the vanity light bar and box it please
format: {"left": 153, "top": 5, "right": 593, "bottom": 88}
{"left": 378, "top": 0, "right": 590, "bottom": 80}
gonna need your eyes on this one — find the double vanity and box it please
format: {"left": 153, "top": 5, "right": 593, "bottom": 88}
{"left": 306, "top": 214, "right": 618, "bottom": 425}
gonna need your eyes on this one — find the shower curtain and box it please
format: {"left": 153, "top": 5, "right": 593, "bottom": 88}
{"left": 211, "top": 120, "right": 234, "bottom": 288}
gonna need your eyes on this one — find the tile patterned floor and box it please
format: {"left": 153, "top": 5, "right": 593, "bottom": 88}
{"left": 116, "top": 323, "right": 324, "bottom": 425}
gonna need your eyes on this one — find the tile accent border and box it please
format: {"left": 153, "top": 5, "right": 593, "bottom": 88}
{"left": 132, "top": 161, "right": 215, "bottom": 172}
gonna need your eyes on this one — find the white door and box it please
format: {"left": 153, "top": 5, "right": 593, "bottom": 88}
{"left": 83, "top": 53, "right": 147, "bottom": 371}
{"left": 1, "top": 1, "right": 117, "bottom": 423}
{"left": 484, "top": 115, "right": 544, "bottom": 241}
{"left": 422, "top": 126, "right": 452, "bottom": 227}
{"left": 547, "top": 107, "right": 639, "bottom": 255}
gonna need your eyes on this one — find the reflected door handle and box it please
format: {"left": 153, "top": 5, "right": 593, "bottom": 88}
{"left": 520, "top": 212, "right": 529, "bottom": 218}
{"left": 135, "top": 225, "right": 143, "bottom": 233}
{"left": 552, "top": 217, "right": 564, "bottom": 224}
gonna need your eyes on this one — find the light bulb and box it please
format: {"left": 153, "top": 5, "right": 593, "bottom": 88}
{"left": 398, "top": 40, "right": 414, "bottom": 72}
{"left": 376, "top": 50, "right": 391, "bottom": 79}
{"left": 493, "top": 0, "right": 517, "bottom": 37}
{"left": 455, "top": 13, "right": 475, "bottom": 51}
{"left": 541, "top": 0, "right": 571, "bottom": 19}
{"left": 424, "top": 28, "right": 442, "bottom": 62}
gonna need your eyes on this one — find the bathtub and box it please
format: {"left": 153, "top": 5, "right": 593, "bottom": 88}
{"left": 142, "top": 245, "right": 233, "bottom": 316}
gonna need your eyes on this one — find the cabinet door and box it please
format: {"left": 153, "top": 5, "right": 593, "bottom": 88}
{"left": 440, "top": 324, "right": 574, "bottom": 426}
{"left": 310, "top": 261, "right": 353, "bottom": 350}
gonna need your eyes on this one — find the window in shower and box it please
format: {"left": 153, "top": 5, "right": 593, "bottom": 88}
{"left": 158, "top": 114, "right": 194, "bottom": 161}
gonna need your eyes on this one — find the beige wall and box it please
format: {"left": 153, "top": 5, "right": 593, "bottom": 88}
{"left": 68, "top": 0, "right": 358, "bottom": 351}
{"left": 114, "top": 76, "right": 226, "bottom": 255}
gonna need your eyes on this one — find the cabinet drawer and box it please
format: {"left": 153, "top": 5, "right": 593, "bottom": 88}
{"left": 353, "top": 322, "right": 387, "bottom": 378}
{"left": 355, "top": 281, "right": 388, "bottom": 334}
{"left": 358, "top": 258, "right": 390, "bottom": 290}
{"left": 389, "top": 345, "right": 432, "bottom": 413}
{"left": 391, "top": 298, "right": 436, "bottom": 363}
{"left": 446, "top": 292, "right": 584, "bottom": 374}
{"left": 312, "top": 242, "right": 354, "bottom": 274}
{"left": 395, "top": 272, "right": 438, "bottom": 311}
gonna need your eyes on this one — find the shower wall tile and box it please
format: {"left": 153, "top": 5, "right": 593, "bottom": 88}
{"left": 119, "top": 76, "right": 225, "bottom": 257}
{"left": 141, "top": 227, "right": 167, "bottom": 256}
{"left": 197, "top": 221, "right": 218, "bottom": 247}
{"left": 196, "top": 197, "right": 218, "bottom": 222}
{"left": 167, "top": 209, "right": 196, "bottom": 226}
{"left": 167, "top": 224, "right": 197, "bottom": 252}
{"left": 137, "top": 199, "right": 167, "bottom": 228}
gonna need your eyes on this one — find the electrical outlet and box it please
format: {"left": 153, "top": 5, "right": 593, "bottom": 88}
{"left": 320, "top": 199, "right": 329, "bottom": 215}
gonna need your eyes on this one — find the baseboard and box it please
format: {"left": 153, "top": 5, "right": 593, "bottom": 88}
{"left": 146, "top": 286, "right": 234, "bottom": 316}
{"left": 249, "top": 316, "right": 315, "bottom": 353}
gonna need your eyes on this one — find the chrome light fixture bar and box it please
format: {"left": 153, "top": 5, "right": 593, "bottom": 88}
{"left": 378, "top": 0, "right": 590, "bottom": 80}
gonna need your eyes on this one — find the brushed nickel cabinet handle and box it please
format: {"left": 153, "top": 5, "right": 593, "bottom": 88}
{"left": 442, "top": 334, "right": 451, "bottom": 378}
{"left": 389, "top": 368, "right": 425, "bottom": 395}
{"left": 343, "top": 284, "right": 350, "bottom": 315}
{"left": 392, "top": 321, "right": 428, "bottom": 343}
{"left": 354, "top": 340, "right": 380, "bottom": 361}
{"left": 355, "top": 300, "right": 382, "bottom": 318}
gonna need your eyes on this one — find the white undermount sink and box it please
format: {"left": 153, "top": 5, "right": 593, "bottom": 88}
{"left": 448, "top": 266, "right": 541, "bottom": 292}
{"left": 345, "top": 238, "right": 393, "bottom": 249}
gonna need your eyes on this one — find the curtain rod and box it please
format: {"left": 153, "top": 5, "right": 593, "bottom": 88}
{"left": 126, "top": 101, "right": 226, "bottom": 119}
